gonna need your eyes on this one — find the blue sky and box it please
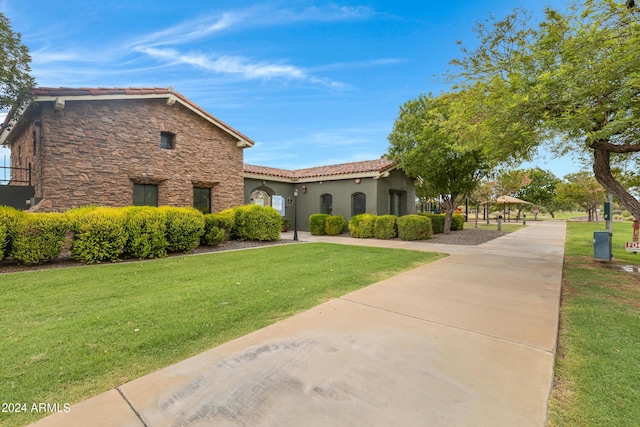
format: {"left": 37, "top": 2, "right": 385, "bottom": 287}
{"left": 0, "top": 0, "right": 579, "bottom": 177}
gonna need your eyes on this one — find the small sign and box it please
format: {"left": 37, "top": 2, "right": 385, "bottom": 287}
{"left": 533, "top": 206, "right": 540, "bottom": 215}
{"left": 271, "top": 195, "right": 285, "bottom": 216}
{"left": 625, "top": 241, "right": 640, "bottom": 252}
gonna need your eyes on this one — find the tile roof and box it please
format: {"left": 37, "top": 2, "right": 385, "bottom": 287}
{"left": 244, "top": 159, "right": 394, "bottom": 180}
{"left": 26, "top": 87, "right": 254, "bottom": 147}
{"left": 32, "top": 87, "right": 172, "bottom": 96}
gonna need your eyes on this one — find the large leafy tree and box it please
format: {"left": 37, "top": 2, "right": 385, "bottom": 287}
{"left": 450, "top": 0, "right": 640, "bottom": 220}
{"left": 0, "top": 12, "right": 35, "bottom": 118}
{"left": 387, "top": 93, "right": 492, "bottom": 233}
{"left": 517, "top": 167, "right": 562, "bottom": 217}
{"left": 557, "top": 171, "right": 607, "bottom": 221}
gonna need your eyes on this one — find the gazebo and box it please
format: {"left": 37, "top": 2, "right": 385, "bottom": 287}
{"left": 494, "top": 195, "right": 532, "bottom": 222}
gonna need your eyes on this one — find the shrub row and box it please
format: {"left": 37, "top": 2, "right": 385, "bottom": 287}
{"left": 347, "top": 213, "right": 434, "bottom": 241}
{"left": 0, "top": 204, "right": 282, "bottom": 266}
{"left": 309, "top": 214, "right": 347, "bottom": 236}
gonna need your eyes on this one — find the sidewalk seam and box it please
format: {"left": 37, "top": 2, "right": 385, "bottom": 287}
{"left": 117, "top": 387, "right": 148, "bottom": 427}
{"left": 340, "top": 296, "right": 556, "bottom": 355}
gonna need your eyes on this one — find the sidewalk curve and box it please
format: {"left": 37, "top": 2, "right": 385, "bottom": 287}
{"left": 30, "top": 221, "right": 566, "bottom": 427}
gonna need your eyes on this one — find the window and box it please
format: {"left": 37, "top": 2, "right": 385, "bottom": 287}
{"left": 133, "top": 184, "right": 158, "bottom": 206}
{"left": 320, "top": 194, "right": 333, "bottom": 214}
{"left": 352, "top": 192, "right": 366, "bottom": 216}
{"left": 194, "top": 187, "right": 211, "bottom": 214}
{"left": 160, "top": 132, "right": 175, "bottom": 149}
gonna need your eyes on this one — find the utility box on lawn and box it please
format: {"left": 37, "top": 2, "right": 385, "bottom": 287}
{"left": 594, "top": 231, "right": 612, "bottom": 261}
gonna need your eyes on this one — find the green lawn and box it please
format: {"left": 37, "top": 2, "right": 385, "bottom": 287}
{"left": 0, "top": 243, "right": 443, "bottom": 427}
{"left": 547, "top": 221, "right": 640, "bottom": 426}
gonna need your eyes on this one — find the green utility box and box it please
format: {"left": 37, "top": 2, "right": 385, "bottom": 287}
{"left": 594, "top": 231, "right": 612, "bottom": 261}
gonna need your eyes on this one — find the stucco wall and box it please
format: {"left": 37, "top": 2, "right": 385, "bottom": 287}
{"left": 12, "top": 98, "right": 246, "bottom": 212}
{"left": 245, "top": 171, "right": 416, "bottom": 231}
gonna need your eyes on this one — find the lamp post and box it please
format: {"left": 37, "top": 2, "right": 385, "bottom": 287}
{"left": 293, "top": 188, "right": 299, "bottom": 241}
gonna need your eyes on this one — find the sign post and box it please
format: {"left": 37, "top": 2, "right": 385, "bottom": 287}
{"left": 627, "top": 219, "right": 640, "bottom": 254}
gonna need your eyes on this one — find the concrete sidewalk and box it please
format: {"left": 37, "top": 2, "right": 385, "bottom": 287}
{"left": 30, "top": 221, "right": 566, "bottom": 427}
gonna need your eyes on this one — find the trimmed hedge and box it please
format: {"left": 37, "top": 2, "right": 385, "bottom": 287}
{"left": 204, "top": 211, "right": 235, "bottom": 241}
{"left": 0, "top": 221, "right": 7, "bottom": 261}
{"left": 374, "top": 215, "right": 398, "bottom": 240}
{"left": 418, "top": 213, "right": 466, "bottom": 233}
{"left": 10, "top": 213, "right": 68, "bottom": 265}
{"left": 349, "top": 214, "right": 376, "bottom": 238}
{"left": 452, "top": 214, "right": 465, "bottom": 231}
{"left": 159, "top": 207, "right": 205, "bottom": 253}
{"left": 325, "top": 215, "right": 346, "bottom": 236}
{"left": 397, "top": 215, "right": 433, "bottom": 241}
{"left": 0, "top": 206, "right": 24, "bottom": 260}
{"left": 231, "top": 205, "right": 281, "bottom": 241}
{"left": 70, "top": 207, "right": 129, "bottom": 264}
{"left": 310, "top": 214, "right": 330, "bottom": 235}
{"left": 419, "top": 213, "right": 445, "bottom": 234}
{"left": 124, "top": 207, "right": 168, "bottom": 259}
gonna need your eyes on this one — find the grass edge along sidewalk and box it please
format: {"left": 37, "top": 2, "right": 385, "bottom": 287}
{"left": 0, "top": 243, "right": 443, "bottom": 427}
{"left": 547, "top": 221, "right": 640, "bottom": 426}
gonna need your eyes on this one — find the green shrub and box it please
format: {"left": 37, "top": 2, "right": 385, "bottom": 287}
{"left": 203, "top": 226, "right": 225, "bottom": 246}
{"left": 0, "top": 205, "right": 24, "bottom": 259}
{"left": 232, "top": 205, "right": 281, "bottom": 241}
{"left": 397, "top": 215, "right": 433, "bottom": 241}
{"left": 310, "top": 214, "right": 330, "bottom": 235}
{"left": 10, "top": 213, "right": 68, "bottom": 265}
{"left": 374, "top": 215, "right": 398, "bottom": 239}
{"left": 160, "top": 207, "right": 205, "bottom": 253}
{"left": 70, "top": 207, "right": 128, "bottom": 264}
{"left": 325, "top": 215, "right": 347, "bottom": 236}
{"left": 452, "top": 214, "right": 465, "bottom": 231}
{"left": 124, "top": 207, "right": 168, "bottom": 259}
{"left": 0, "top": 221, "right": 7, "bottom": 261}
{"left": 205, "top": 211, "right": 235, "bottom": 241}
{"left": 419, "top": 213, "right": 444, "bottom": 234}
{"left": 349, "top": 214, "right": 376, "bottom": 238}
{"left": 419, "top": 213, "right": 465, "bottom": 232}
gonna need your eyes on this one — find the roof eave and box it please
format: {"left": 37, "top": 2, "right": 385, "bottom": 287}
{"left": 17, "top": 92, "right": 255, "bottom": 149}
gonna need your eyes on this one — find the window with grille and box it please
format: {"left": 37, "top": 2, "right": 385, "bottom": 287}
{"left": 160, "top": 132, "right": 175, "bottom": 149}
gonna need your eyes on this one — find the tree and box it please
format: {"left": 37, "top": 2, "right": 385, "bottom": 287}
{"left": 387, "top": 93, "right": 493, "bottom": 233}
{"left": 557, "top": 172, "right": 607, "bottom": 222}
{"left": 0, "top": 12, "right": 35, "bottom": 118}
{"left": 516, "top": 167, "right": 561, "bottom": 217}
{"left": 449, "top": 0, "right": 640, "bottom": 221}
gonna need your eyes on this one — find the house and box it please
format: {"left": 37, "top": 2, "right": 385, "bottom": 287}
{"left": 1, "top": 87, "right": 417, "bottom": 226}
{"left": 244, "top": 159, "right": 417, "bottom": 231}
{"left": 0, "top": 87, "right": 254, "bottom": 212}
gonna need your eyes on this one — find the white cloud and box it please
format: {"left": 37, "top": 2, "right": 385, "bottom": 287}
{"left": 136, "top": 46, "right": 345, "bottom": 88}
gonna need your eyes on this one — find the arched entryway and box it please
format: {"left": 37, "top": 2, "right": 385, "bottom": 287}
{"left": 250, "top": 188, "right": 272, "bottom": 207}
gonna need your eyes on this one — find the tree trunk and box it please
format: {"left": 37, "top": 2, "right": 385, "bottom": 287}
{"left": 442, "top": 196, "right": 457, "bottom": 234}
{"left": 593, "top": 147, "right": 640, "bottom": 220}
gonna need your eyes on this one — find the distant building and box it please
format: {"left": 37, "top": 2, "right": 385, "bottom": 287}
{"left": 0, "top": 87, "right": 254, "bottom": 212}
{"left": 244, "top": 159, "right": 417, "bottom": 231}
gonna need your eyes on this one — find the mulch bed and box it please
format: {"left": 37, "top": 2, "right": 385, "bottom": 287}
{"left": 0, "top": 228, "right": 508, "bottom": 274}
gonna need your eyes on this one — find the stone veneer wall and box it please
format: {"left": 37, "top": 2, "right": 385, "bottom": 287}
{"left": 22, "top": 98, "right": 244, "bottom": 212}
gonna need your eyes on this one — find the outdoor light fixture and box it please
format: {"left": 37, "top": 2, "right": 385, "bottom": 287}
{"left": 293, "top": 188, "right": 299, "bottom": 241}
